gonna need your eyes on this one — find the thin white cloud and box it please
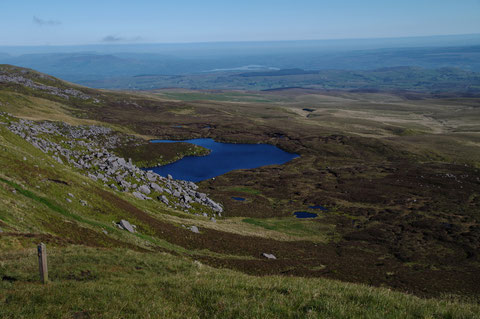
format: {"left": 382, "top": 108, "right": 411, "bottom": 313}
{"left": 33, "top": 16, "right": 61, "bottom": 26}
{"left": 101, "top": 35, "right": 143, "bottom": 43}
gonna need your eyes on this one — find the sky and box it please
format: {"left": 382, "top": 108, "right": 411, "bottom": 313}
{"left": 1, "top": 0, "right": 479, "bottom": 46}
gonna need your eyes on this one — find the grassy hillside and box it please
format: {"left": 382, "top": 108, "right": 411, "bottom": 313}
{"left": 1, "top": 65, "right": 480, "bottom": 317}
{"left": 2, "top": 247, "right": 479, "bottom": 319}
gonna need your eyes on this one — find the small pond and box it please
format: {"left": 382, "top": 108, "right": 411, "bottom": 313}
{"left": 293, "top": 211, "right": 318, "bottom": 219}
{"left": 231, "top": 197, "right": 246, "bottom": 201}
{"left": 148, "top": 138, "right": 299, "bottom": 182}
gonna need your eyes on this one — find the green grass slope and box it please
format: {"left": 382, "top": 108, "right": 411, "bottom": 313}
{"left": 2, "top": 247, "right": 480, "bottom": 319}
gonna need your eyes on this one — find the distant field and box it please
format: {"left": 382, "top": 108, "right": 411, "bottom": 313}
{"left": 159, "top": 91, "right": 287, "bottom": 103}
{"left": 82, "top": 67, "right": 480, "bottom": 93}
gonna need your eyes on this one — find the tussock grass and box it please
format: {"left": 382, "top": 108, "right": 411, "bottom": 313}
{"left": 1, "top": 246, "right": 479, "bottom": 319}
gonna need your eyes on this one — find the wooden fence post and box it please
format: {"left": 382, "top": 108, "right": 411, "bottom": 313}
{"left": 37, "top": 243, "right": 48, "bottom": 284}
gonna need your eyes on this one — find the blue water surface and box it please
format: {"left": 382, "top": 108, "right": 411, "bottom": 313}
{"left": 231, "top": 197, "right": 246, "bottom": 201}
{"left": 294, "top": 211, "right": 318, "bottom": 219}
{"left": 148, "top": 138, "right": 299, "bottom": 182}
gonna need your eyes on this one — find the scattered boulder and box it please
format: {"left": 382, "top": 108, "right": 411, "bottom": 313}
{"left": 138, "top": 185, "right": 151, "bottom": 195}
{"left": 3, "top": 115, "right": 224, "bottom": 216}
{"left": 118, "top": 219, "right": 136, "bottom": 233}
{"left": 66, "top": 198, "right": 72, "bottom": 203}
{"left": 133, "top": 191, "right": 147, "bottom": 200}
{"left": 262, "top": 253, "right": 277, "bottom": 260}
{"left": 158, "top": 195, "right": 169, "bottom": 205}
{"left": 189, "top": 226, "right": 200, "bottom": 233}
{"left": 150, "top": 182, "right": 163, "bottom": 193}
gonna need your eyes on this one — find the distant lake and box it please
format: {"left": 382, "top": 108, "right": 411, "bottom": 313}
{"left": 148, "top": 138, "right": 299, "bottom": 182}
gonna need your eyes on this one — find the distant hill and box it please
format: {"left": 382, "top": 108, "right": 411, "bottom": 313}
{"left": 1, "top": 43, "right": 480, "bottom": 87}
{"left": 238, "top": 68, "right": 319, "bottom": 77}
{"left": 78, "top": 66, "right": 480, "bottom": 94}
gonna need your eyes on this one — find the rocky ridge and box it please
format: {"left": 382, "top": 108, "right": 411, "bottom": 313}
{"left": 1, "top": 112, "right": 223, "bottom": 216}
{"left": 0, "top": 67, "right": 98, "bottom": 102}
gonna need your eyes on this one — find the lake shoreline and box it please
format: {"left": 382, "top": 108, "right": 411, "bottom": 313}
{"left": 146, "top": 138, "right": 299, "bottom": 182}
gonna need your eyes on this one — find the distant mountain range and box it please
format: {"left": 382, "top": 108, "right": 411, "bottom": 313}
{"left": 1, "top": 35, "right": 479, "bottom": 91}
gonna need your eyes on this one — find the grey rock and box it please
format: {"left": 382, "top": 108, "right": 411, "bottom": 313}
{"left": 189, "top": 226, "right": 200, "bottom": 233}
{"left": 173, "top": 190, "right": 181, "bottom": 198}
{"left": 133, "top": 191, "right": 147, "bottom": 200}
{"left": 118, "top": 220, "right": 135, "bottom": 233}
{"left": 150, "top": 182, "right": 163, "bottom": 193}
{"left": 167, "top": 174, "right": 173, "bottom": 180}
{"left": 102, "top": 230, "right": 108, "bottom": 235}
{"left": 196, "top": 192, "right": 207, "bottom": 200}
{"left": 66, "top": 198, "right": 72, "bottom": 203}
{"left": 262, "top": 253, "right": 277, "bottom": 260}
{"left": 79, "top": 200, "right": 87, "bottom": 206}
{"left": 188, "top": 182, "right": 198, "bottom": 190}
{"left": 158, "top": 195, "right": 169, "bottom": 205}
{"left": 68, "top": 193, "right": 75, "bottom": 198}
{"left": 120, "top": 180, "right": 131, "bottom": 188}
{"left": 138, "top": 185, "right": 151, "bottom": 195}
{"left": 210, "top": 217, "right": 217, "bottom": 223}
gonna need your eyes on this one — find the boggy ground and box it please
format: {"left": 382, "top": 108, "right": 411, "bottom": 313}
{"left": 63, "top": 88, "right": 480, "bottom": 298}
{"left": 1, "top": 70, "right": 479, "bottom": 299}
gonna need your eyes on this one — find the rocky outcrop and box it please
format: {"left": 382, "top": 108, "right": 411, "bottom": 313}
{"left": 1, "top": 112, "right": 223, "bottom": 217}
{"left": 0, "top": 70, "right": 98, "bottom": 102}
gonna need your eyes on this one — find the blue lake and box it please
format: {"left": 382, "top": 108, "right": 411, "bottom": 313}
{"left": 148, "top": 138, "right": 299, "bottom": 182}
{"left": 294, "top": 212, "right": 318, "bottom": 219}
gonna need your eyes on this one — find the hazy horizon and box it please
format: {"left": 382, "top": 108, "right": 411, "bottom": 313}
{"left": 1, "top": 33, "right": 480, "bottom": 56}
{"left": 1, "top": 0, "right": 480, "bottom": 46}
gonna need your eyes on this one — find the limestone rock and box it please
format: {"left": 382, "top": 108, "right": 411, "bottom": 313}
{"left": 133, "top": 191, "right": 147, "bottom": 200}
{"left": 262, "top": 253, "right": 277, "bottom": 260}
{"left": 138, "top": 185, "right": 151, "bottom": 195}
{"left": 118, "top": 219, "right": 135, "bottom": 233}
{"left": 189, "top": 226, "right": 200, "bottom": 233}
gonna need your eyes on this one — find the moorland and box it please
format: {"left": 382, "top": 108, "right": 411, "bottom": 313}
{"left": 0, "top": 57, "right": 479, "bottom": 318}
